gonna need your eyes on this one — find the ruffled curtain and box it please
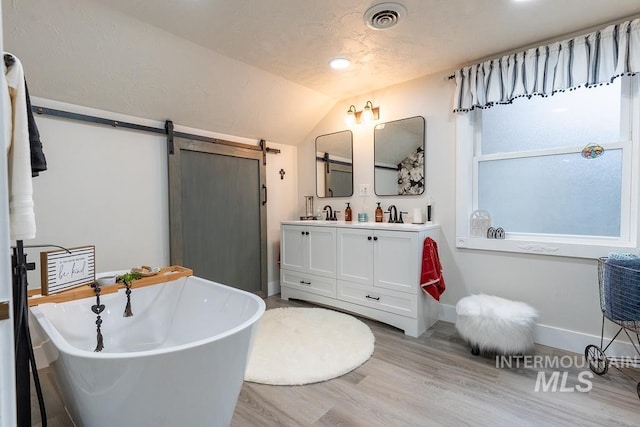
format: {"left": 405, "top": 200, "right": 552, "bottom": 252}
{"left": 453, "top": 18, "right": 640, "bottom": 112}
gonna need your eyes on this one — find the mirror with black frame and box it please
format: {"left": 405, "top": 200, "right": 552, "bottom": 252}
{"left": 316, "top": 130, "right": 353, "bottom": 198}
{"left": 374, "top": 116, "right": 425, "bottom": 196}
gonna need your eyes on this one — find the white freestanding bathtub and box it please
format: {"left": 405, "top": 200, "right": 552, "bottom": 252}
{"left": 29, "top": 275, "right": 265, "bottom": 427}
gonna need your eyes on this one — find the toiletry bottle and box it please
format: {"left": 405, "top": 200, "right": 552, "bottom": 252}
{"left": 345, "top": 202, "right": 352, "bottom": 222}
{"left": 375, "top": 202, "right": 383, "bottom": 223}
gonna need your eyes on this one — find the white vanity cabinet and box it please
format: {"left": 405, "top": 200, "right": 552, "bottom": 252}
{"left": 337, "top": 228, "right": 419, "bottom": 293}
{"left": 280, "top": 221, "right": 440, "bottom": 337}
{"left": 280, "top": 225, "right": 337, "bottom": 299}
{"left": 281, "top": 225, "right": 336, "bottom": 277}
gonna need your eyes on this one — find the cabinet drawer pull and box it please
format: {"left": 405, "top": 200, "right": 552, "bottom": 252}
{"left": 365, "top": 295, "right": 380, "bottom": 301}
{"left": 301, "top": 231, "right": 305, "bottom": 235}
{"left": 373, "top": 236, "right": 378, "bottom": 241}
{"left": 367, "top": 236, "right": 372, "bottom": 241}
{"left": 299, "top": 280, "right": 311, "bottom": 285}
{"left": 306, "top": 232, "right": 310, "bottom": 235}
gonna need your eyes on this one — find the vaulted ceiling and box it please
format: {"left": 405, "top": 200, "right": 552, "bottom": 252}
{"left": 96, "top": 0, "right": 640, "bottom": 98}
{"left": 4, "top": 0, "right": 640, "bottom": 145}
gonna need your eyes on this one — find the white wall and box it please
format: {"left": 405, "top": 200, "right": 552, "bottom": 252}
{"left": 24, "top": 98, "right": 296, "bottom": 297}
{"left": 298, "top": 72, "right": 624, "bottom": 354}
{"left": 265, "top": 142, "right": 298, "bottom": 295}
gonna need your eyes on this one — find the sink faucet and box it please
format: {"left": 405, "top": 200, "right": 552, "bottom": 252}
{"left": 323, "top": 205, "right": 334, "bottom": 221}
{"left": 387, "top": 205, "right": 398, "bottom": 223}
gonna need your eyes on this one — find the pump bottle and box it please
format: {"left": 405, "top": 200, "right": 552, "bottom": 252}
{"left": 375, "top": 202, "right": 383, "bottom": 222}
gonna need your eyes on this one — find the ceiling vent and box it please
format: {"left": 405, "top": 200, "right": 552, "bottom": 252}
{"left": 364, "top": 2, "right": 407, "bottom": 30}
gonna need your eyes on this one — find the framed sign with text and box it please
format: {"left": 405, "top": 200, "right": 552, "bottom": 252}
{"left": 40, "top": 246, "right": 96, "bottom": 295}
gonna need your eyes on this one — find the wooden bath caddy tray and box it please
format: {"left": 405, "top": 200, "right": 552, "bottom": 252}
{"left": 28, "top": 266, "right": 193, "bottom": 307}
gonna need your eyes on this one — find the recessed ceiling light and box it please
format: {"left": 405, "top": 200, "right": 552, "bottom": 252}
{"left": 329, "top": 58, "right": 351, "bottom": 70}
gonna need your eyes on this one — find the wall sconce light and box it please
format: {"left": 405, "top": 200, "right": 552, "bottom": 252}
{"left": 345, "top": 101, "right": 380, "bottom": 125}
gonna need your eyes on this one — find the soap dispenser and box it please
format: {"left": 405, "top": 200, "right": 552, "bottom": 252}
{"left": 345, "top": 202, "right": 352, "bottom": 222}
{"left": 375, "top": 202, "right": 383, "bottom": 223}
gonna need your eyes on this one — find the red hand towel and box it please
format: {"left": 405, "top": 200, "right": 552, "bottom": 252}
{"left": 420, "top": 237, "right": 446, "bottom": 301}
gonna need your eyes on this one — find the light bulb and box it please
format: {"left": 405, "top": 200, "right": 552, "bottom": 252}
{"left": 345, "top": 105, "right": 357, "bottom": 125}
{"left": 361, "top": 101, "right": 374, "bottom": 123}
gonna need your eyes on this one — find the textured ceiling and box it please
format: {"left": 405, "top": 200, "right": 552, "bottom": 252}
{"left": 98, "top": 0, "right": 640, "bottom": 98}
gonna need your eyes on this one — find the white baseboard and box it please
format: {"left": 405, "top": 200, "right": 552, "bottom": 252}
{"left": 439, "top": 302, "right": 457, "bottom": 323}
{"left": 438, "top": 303, "right": 638, "bottom": 357}
{"left": 268, "top": 280, "right": 280, "bottom": 297}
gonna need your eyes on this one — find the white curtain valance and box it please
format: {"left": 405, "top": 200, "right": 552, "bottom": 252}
{"left": 453, "top": 18, "right": 640, "bottom": 112}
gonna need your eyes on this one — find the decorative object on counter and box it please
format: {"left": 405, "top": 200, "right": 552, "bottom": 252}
{"left": 358, "top": 212, "right": 368, "bottom": 222}
{"left": 131, "top": 265, "right": 160, "bottom": 277}
{"left": 486, "top": 227, "right": 505, "bottom": 239}
{"left": 345, "top": 202, "right": 352, "bottom": 221}
{"left": 412, "top": 207, "right": 423, "bottom": 224}
{"left": 244, "top": 307, "right": 374, "bottom": 385}
{"left": 375, "top": 202, "right": 383, "bottom": 222}
{"left": 96, "top": 274, "right": 117, "bottom": 286}
{"left": 40, "top": 245, "right": 96, "bottom": 295}
{"left": 122, "top": 277, "right": 134, "bottom": 317}
{"left": 117, "top": 271, "right": 142, "bottom": 283}
{"left": 470, "top": 209, "right": 492, "bottom": 237}
{"left": 279, "top": 169, "right": 286, "bottom": 179}
{"left": 91, "top": 281, "right": 105, "bottom": 352}
{"left": 427, "top": 196, "right": 433, "bottom": 223}
{"left": 305, "top": 195, "right": 314, "bottom": 218}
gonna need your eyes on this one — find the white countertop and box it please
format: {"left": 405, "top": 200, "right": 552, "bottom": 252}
{"left": 281, "top": 220, "right": 439, "bottom": 232}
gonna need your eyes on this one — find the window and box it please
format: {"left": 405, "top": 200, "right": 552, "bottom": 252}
{"left": 456, "top": 76, "right": 640, "bottom": 258}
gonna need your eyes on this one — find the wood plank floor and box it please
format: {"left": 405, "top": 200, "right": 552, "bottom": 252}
{"left": 32, "top": 295, "right": 639, "bottom": 426}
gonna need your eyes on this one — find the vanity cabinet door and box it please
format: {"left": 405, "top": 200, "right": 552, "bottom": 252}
{"left": 373, "top": 230, "right": 419, "bottom": 294}
{"left": 281, "top": 225, "right": 307, "bottom": 273}
{"left": 337, "top": 228, "right": 373, "bottom": 285}
{"left": 306, "top": 227, "right": 336, "bottom": 277}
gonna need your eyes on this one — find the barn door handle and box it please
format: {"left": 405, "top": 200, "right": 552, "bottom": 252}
{"left": 262, "top": 184, "right": 267, "bottom": 205}
{"left": 0, "top": 301, "right": 9, "bottom": 320}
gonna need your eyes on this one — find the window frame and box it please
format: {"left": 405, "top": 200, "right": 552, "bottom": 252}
{"left": 455, "top": 77, "right": 640, "bottom": 259}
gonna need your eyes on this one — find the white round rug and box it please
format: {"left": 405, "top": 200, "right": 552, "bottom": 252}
{"left": 244, "top": 307, "right": 375, "bottom": 385}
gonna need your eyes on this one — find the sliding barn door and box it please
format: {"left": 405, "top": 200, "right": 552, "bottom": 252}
{"left": 168, "top": 137, "right": 267, "bottom": 296}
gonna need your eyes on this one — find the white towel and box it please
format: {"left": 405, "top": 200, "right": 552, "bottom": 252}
{"left": 4, "top": 54, "right": 36, "bottom": 240}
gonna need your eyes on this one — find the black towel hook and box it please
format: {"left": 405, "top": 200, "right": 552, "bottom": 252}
{"left": 4, "top": 53, "right": 15, "bottom": 67}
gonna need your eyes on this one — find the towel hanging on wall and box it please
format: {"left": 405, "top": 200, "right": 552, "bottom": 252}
{"left": 3, "top": 52, "right": 36, "bottom": 240}
{"left": 420, "top": 237, "right": 446, "bottom": 301}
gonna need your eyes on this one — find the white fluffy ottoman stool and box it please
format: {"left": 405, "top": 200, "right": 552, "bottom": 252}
{"left": 456, "top": 294, "right": 538, "bottom": 355}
